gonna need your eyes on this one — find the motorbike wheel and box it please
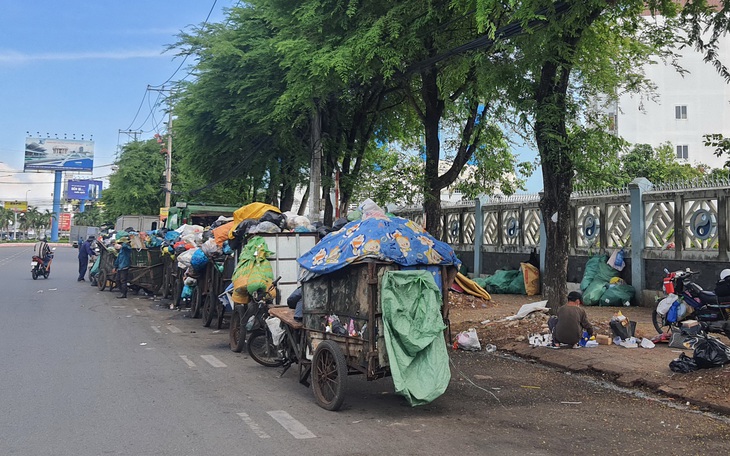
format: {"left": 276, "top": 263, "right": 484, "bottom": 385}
{"left": 247, "top": 329, "right": 283, "bottom": 367}
{"left": 32, "top": 268, "right": 38, "bottom": 280}
{"left": 312, "top": 340, "right": 348, "bottom": 411}
{"left": 652, "top": 309, "right": 672, "bottom": 334}
{"left": 229, "top": 305, "right": 248, "bottom": 352}
{"left": 43, "top": 268, "right": 49, "bottom": 279}
{"left": 97, "top": 271, "right": 107, "bottom": 291}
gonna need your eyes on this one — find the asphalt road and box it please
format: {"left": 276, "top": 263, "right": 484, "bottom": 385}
{"left": 1, "top": 245, "right": 729, "bottom": 456}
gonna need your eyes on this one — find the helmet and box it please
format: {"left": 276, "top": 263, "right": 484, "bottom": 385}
{"left": 87, "top": 235, "right": 96, "bottom": 241}
{"left": 40, "top": 235, "right": 47, "bottom": 242}
{"left": 721, "top": 269, "right": 730, "bottom": 281}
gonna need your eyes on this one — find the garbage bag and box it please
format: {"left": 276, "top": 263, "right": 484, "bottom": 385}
{"left": 258, "top": 210, "right": 287, "bottom": 230}
{"left": 506, "top": 269, "right": 527, "bottom": 294}
{"left": 669, "top": 353, "right": 699, "bottom": 373}
{"left": 598, "top": 284, "right": 635, "bottom": 306}
{"left": 479, "top": 269, "right": 520, "bottom": 294}
{"left": 231, "top": 236, "right": 276, "bottom": 304}
{"left": 693, "top": 336, "right": 730, "bottom": 369}
{"left": 583, "top": 280, "right": 608, "bottom": 306}
{"left": 190, "top": 248, "right": 209, "bottom": 272}
{"left": 580, "top": 255, "right": 607, "bottom": 291}
{"left": 381, "top": 270, "right": 450, "bottom": 406}
{"left": 212, "top": 221, "right": 235, "bottom": 246}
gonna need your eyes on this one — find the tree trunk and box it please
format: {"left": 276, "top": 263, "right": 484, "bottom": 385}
{"left": 323, "top": 184, "right": 333, "bottom": 226}
{"left": 298, "top": 185, "right": 310, "bottom": 216}
{"left": 420, "top": 66, "right": 445, "bottom": 238}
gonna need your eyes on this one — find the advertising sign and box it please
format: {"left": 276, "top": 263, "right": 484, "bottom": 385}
{"left": 59, "top": 213, "right": 71, "bottom": 231}
{"left": 3, "top": 201, "right": 28, "bottom": 212}
{"left": 24, "top": 137, "right": 95, "bottom": 172}
{"left": 67, "top": 179, "right": 102, "bottom": 200}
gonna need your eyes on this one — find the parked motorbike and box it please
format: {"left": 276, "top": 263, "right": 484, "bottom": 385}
{"left": 653, "top": 268, "right": 730, "bottom": 335}
{"left": 229, "top": 276, "right": 281, "bottom": 353}
{"left": 31, "top": 253, "right": 53, "bottom": 280}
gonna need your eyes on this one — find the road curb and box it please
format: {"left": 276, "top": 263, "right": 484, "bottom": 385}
{"left": 500, "top": 342, "right": 730, "bottom": 417}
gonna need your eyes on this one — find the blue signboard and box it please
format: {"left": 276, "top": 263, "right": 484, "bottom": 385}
{"left": 67, "top": 179, "right": 102, "bottom": 200}
{"left": 24, "top": 137, "right": 94, "bottom": 172}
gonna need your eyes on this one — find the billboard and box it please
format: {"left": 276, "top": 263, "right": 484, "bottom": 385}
{"left": 24, "top": 137, "right": 94, "bottom": 172}
{"left": 67, "top": 179, "right": 102, "bottom": 200}
{"left": 59, "top": 213, "right": 71, "bottom": 231}
{"left": 3, "top": 201, "right": 28, "bottom": 212}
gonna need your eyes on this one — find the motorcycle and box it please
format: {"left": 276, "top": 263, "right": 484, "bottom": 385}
{"left": 653, "top": 268, "right": 730, "bottom": 335}
{"left": 31, "top": 252, "right": 54, "bottom": 280}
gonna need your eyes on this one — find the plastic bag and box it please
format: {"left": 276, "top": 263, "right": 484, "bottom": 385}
{"left": 669, "top": 353, "right": 699, "bottom": 373}
{"left": 693, "top": 336, "right": 730, "bottom": 369}
{"left": 580, "top": 255, "right": 607, "bottom": 291}
{"left": 656, "top": 294, "right": 677, "bottom": 316}
{"left": 265, "top": 317, "right": 286, "bottom": 346}
{"left": 455, "top": 328, "right": 481, "bottom": 351}
{"left": 666, "top": 300, "right": 680, "bottom": 323}
{"left": 607, "top": 248, "right": 626, "bottom": 271}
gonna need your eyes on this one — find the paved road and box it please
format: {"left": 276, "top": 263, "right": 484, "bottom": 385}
{"left": 1, "top": 245, "right": 729, "bottom": 455}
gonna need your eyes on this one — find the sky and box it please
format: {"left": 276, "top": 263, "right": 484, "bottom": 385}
{"left": 0, "top": 0, "right": 541, "bottom": 212}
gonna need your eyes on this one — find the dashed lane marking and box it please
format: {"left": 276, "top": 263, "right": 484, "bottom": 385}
{"left": 134, "top": 308, "right": 141, "bottom": 314}
{"left": 167, "top": 325, "right": 182, "bottom": 333}
{"left": 179, "top": 355, "right": 196, "bottom": 368}
{"left": 267, "top": 410, "right": 316, "bottom": 439}
{"left": 200, "top": 355, "right": 227, "bottom": 368}
{"left": 151, "top": 326, "right": 162, "bottom": 334}
{"left": 237, "top": 413, "right": 270, "bottom": 439}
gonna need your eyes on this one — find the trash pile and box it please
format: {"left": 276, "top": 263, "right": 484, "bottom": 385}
{"left": 580, "top": 251, "right": 635, "bottom": 306}
{"left": 473, "top": 262, "right": 540, "bottom": 296}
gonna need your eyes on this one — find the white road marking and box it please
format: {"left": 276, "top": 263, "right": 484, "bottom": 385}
{"left": 111, "top": 306, "right": 126, "bottom": 309}
{"left": 237, "top": 413, "right": 270, "bottom": 439}
{"left": 134, "top": 308, "right": 141, "bottom": 314}
{"left": 200, "top": 355, "right": 227, "bottom": 368}
{"left": 151, "top": 326, "right": 162, "bottom": 334}
{"left": 267, "top": 410, "right": 316, "bottom": 439}
{"left": 179, "top": 355, "right": 196, "bottom": 368}
{"left": 167, "top": 325, "right": 182, "bottom": 333}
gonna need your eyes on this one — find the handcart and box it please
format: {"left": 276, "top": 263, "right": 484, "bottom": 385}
{"left": 201, "top": 255, "right": 236, "bottom": 329}
{"left": 249, "top": 259, "right": 456, "bottom": 411}
{"left": 96, "top": 246, "right": 118, "bottom": 292}
{"left": 127, "top": 249, "right": 164, "bottom": 295}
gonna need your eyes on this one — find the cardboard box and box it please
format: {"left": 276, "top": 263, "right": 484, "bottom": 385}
{"left": 596, "top": 334, "right": 611, "bottom": 345}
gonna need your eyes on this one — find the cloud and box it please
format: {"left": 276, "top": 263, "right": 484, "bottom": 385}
{"left": 0, "top": 49, "right": 167, "bottom": 64}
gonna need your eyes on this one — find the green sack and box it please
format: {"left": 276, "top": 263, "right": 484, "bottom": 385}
{"left": 506, "top": 269, "right": 527, "bottom": 295}
{"left": 593, "top": 259, "right": 620, "bottom": 284}
{"left": 580, "top": 255, "right": 607, "bottom": 291}
{"left": 89, "top": 255, "right": 101, "bottom": 276}
{"left": 599, "top": 284, "right": 636, "bottom": 307}
{"left": 231, "top": 236, "right": 275, "bottom": 304}
{"left": 381, "top": 270, "right": 450, "bottom": 406}
{"left": 480, "top": 269, "right": 520, "bottom": 294}
{"left": 583, "top": 280, "right": 608, "bottom": 306}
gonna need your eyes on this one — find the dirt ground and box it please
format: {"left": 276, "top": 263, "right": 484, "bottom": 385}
{"left": 446, "top": 290, "right": 730, "bottom": 415}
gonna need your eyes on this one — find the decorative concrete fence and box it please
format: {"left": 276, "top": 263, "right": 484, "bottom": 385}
{"left": 395, "top": 177, "right": 730, "bottom": 306}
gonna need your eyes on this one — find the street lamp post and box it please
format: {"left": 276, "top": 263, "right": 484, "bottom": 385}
{"left": 25, "top": 190, "right": 31, "bottom": 239}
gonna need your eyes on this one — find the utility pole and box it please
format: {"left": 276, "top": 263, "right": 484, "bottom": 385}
{"left": 148, "top": 86, "right": 173, "bottom": 209}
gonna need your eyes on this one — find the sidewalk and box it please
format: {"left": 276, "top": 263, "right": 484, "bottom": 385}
{"left": 448, "top": 292, "right": 730, "bottom": 416}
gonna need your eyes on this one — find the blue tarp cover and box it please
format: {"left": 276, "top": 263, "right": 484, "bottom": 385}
{"left": 297, "top": 214, "right": 460, "bottom": 277}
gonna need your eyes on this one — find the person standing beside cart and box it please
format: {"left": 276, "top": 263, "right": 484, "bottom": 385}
{"left": 112, "top": 239, "right": 132, "bottom": 298}
{"left": 77, "top": 236, "right": 96, "bottom": 282}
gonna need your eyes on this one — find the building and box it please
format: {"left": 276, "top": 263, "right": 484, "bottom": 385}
{"left": 608, "top": 8, "right": 730, "bottom": 169}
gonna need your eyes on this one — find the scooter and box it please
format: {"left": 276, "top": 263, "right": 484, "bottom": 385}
{"left": 31, "top": 252, "right": 54, "bottom": 280}
{"left": 653, "top": 268, "right": 730, "bottom": 335}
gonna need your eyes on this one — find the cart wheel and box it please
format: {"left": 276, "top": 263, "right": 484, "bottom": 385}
{"left": 172, "top": 276, "right": 183, "bottom": 311}
{"left": 97, "top": 271, "right": 107, "bottom": 291}
{"left": 247, "top": 329, "right": 283, "bottom": 367}
{"left": 312, "top": 340, "right": 348, "bottom": 411}
{"left": 216, "top": 302, "right": 226, "bottom": 330}
{"left": 202, "top": 292, "right": 214, "bottom": 328}
{"left": 229, "top": 305, "right": 248, "bottom": 352}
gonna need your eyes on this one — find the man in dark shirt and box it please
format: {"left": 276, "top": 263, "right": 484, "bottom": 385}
{"left": 548, "top": 291, "right": 594, "bottom": 347}
{"left": 77, "top": 236, "right": 96, "bottom": 282}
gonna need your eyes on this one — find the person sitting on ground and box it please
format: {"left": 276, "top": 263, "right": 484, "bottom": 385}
{"left": 714, "top": 269, "right": 730, "bottom": 306}
{"left": 548, "top": 291, "right": 594, "bottom": 347}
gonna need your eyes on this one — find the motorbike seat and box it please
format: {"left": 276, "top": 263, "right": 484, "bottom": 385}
{"left": 699, "top": 290, "right": 719, "bottom": 305}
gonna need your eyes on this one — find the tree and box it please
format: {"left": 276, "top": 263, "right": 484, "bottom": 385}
{"left": 102, "top": 139, "right": 165, "bottom": 219}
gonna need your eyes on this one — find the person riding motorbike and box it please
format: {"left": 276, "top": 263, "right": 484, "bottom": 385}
{"left": 34, "top": 236, "right": 52, "bottom": 271}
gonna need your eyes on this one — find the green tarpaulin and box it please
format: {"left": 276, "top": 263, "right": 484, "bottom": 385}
{"left": 381, "top": 270, "right": 450, "bottom": 406}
